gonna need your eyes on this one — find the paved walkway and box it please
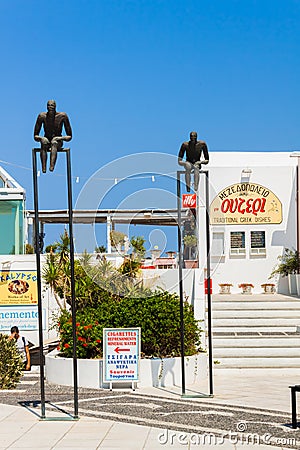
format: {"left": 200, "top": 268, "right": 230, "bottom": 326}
{"left": 1, "top": 369, "right": 300, "bottom": 449}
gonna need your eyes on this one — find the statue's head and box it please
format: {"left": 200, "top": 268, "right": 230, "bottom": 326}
{"left": 47, "top": 100, "right": 56, "bottom": 114}
{"left": 190, "top": 131, "right": 197, "bottom": 142}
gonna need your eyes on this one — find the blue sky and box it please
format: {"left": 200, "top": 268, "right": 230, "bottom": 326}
{"left": 0, "top": 0, "right": 299, "bottom": 251}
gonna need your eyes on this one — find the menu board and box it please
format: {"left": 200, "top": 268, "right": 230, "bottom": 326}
{"left": 230, "top": 232, "right": 245, "bottom": 249}
{"left": 251, "top": 231, "right": 265, "bottom": 248}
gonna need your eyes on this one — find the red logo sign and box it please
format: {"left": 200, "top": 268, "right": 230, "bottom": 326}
{"left": 182, "top": 194, "right": 197, "bottom": 208}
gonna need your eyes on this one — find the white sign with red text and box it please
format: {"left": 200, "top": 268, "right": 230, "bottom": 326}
{"left": 103, "top": 327, "right": 141, "bottom": 383}
{"left": 182, "top": 193, "right": 197, "bottom": 209}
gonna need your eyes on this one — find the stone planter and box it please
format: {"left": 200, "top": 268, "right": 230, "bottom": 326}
{"left": 296, "top": 275, "right": 300, "bottom": 297}
{"left": 219, "top": 284, "right": 232, "bottom": 294}
{"left": 288, "top": 274, "right": 297, "bottom": 296}
{"left": 261, "top": 283, "right": 275, "bottom": 294}
{"left": 238, "top": 284, "right": 254, "bottom": 294}
{"left": 45, "top": 350, "right": 207, "bottom": 389}
{"left": 184, "top": 260, "right": 198, "bottom": 269}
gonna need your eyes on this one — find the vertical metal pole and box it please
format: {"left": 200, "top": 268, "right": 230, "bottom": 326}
{"left": 205, "top": 171, "right": 213, "bottom": 395}
{"left": 32, "top": 149, "right": 46, "bottom": 419}
{"left": 177, "top": 171, "right": 186, "bottom": 395}
{"left": 66, "top": 149, "right": 79, "bottom": 418}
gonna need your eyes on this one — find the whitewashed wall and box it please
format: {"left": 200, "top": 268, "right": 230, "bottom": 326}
{"left": 206, "top": 152, "right": 297, "bottom": 293}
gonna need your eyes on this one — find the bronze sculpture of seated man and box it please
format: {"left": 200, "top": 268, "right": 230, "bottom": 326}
{"left": 178, "top": 131, "right": 209, "bottom": 192}
{"left": 34, "top": 100, "right": 72, "bottom": 173}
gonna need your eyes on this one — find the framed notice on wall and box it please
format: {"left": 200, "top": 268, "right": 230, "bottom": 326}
{"left": 251, "top": 231, "right": 265, "bottom": 248}
{"left": 230, "top": 232, "right": 245, "bottom": 249}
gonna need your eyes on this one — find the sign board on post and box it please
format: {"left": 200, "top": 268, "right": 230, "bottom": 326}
{"left": 182, "top": 193, "right": 197, "bottom": 209}
{"left": 0, "top": 271, "right": 37, "bottom": 306}
{"left": 103, "top": 327, "right": 141, "bottom": 388}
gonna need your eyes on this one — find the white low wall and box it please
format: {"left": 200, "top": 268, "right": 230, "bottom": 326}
{"left": 45, "top": 350, "right": 207, "bottom": 389}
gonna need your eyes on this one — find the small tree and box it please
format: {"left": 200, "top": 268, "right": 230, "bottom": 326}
{"left": 25, "top": 243, "right": 34, "bottom": 254}
{"left": 270, "top": 248, "right": 300, "bottom": 278}
{"left": 110, "top": 230, "right": 126, "bottom": 252}
{"left": 184, "top": 234, "right": 198, "bottom": 260}
{"left": 130, "top": 236, "right": 146, "bottom": 259}
{"left": 0, "top": 334, "right": 24, "bottom": 389}
{"left": 95, "top": 245, "right": 106, "bottom": 253}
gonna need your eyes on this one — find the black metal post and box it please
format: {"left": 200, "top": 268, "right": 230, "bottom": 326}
{"left": 176, "top": 169, "right": 213, "bottom": 398}
{"left": 32, "top": 148, "right": 78, "bottom": 420}
{"left": 205, "top": 171, "right": 213, "bottom": 395}
{"left": 66, "top": 149, "right": 79, "bottom": 418}
{"left": 32, "top": 149, "right": 46, "bottom": 419}
{"left": 177, "top": 171, "right": 186, "bottom": 395}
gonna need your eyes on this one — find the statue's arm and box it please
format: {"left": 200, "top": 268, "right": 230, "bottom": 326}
{"left": 51, "top": 115, "right": 72, "bottom": 144}
{"left": 202, "top": 142, "right": 209, "bottom": 164}
{"left": 178, "top": 144, "right": 186, "bottom": 166}
{"left": 34, "top": 115, "right": 49, "bottom": 144}
{"left": 62, "top": 115, "right": 72, "bottom": 142}
{"left": 178, "top": 143, "right": 192, "bottom": 170}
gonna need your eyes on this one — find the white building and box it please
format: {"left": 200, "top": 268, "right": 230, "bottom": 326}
{"left": 202, "top": 151, "right": 297, "bottom": 294}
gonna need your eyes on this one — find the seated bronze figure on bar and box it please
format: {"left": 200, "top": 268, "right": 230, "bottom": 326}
{"left": 34, "top": 100, "right": 72, "bottom": 173}
{"left": 178, "top": 131, "right": 209, "bottom": 192}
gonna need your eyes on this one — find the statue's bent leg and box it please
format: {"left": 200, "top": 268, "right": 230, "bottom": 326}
{"left": 185, "top": 168, "right": 192, "bottom": 192}
{"left": 40, "top": 146, "right": 48, "bottom": 173}
{"left": 194, "top": 166, "right": 200, "bottom": 191}
{"left": 49, "top": 143, "right": 59, "bottom": 172}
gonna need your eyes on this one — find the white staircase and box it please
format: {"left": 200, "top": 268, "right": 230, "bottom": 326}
{"left": 211, "top": 294, "right": 300, "bottom": 368}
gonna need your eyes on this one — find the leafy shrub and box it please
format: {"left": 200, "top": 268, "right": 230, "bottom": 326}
{"left": 270, "top": 248, "right": 300, "bottom": 278}
{"left": 56, "top": 291, "right": 202, "bottom": 359}
{"left": 0, "top": 334, "right": 24, "bottom": 389}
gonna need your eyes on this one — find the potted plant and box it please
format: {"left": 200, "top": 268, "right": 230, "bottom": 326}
{"left": 238, "top": 283, "right": 254, "bottom": 294}
{"left": 270, "top": 248, "right": 299, "bottom": 295}
{"left": 261, "top": 283, "right": 275, "bottom": 294}
{"left": 184, "top": 234, "right": 198, "bottom": 268}
{"left": 219, "top": 283, "right": 233, "bottom": 294}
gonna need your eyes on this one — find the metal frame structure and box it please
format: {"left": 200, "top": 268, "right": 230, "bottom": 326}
{"left": 32, "top": 148, "right": 78, "bottom": 420}
{"left": 177, "top": 170, "right": 213, "bottom": 398}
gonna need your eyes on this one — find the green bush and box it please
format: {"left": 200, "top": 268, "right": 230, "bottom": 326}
{"left": 270, "top": 248, "right": 300, "bottom": 278}
{"left": 0, "top": 334, "right": 24, "bottom": 389}
{"left": 56, "top": 291, "right": 202, "bottom": 359}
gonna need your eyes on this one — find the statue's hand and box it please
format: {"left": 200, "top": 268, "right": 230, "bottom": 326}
{"left": 39, "top": 137, "right": 50, "bottom": 145}
{"left": 51, "top": 137, "right": 63, "bottom": 144}
{"left": 184, "top": 161, "right": 193, "bottom": 171}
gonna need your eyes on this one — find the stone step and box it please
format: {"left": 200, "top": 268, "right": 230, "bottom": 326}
{"left": 212, "top": 309, "right": 300, "bottom": 318}
{"left": 214, "top": 357, "right": 300, "bottom": 368}
{"left": 213, "top": 326, "right": 297, "bottom": 333}
{"left": 212, "top": 302, "right": 300, "bottom": 311}
{"left": 213, "top": 347, "right": 300, "bottom": 358}
{"left": 212, "top": 317, "right": 299, "bottom": 327}
{"left": 213, "top": 337, "right": 300, "bottom": 348}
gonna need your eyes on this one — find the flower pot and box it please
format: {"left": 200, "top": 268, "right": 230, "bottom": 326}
{"left": 239, "top": 284, "right": 253, "bottom": 294}
{"left": 185, "top": 260, "right": 198, "bottom": 269}
{"left": 261, "top": 284, "right": 275, "bottom": 294}
{"left": 219, "top": 284, "right": 232, "bottom": 294}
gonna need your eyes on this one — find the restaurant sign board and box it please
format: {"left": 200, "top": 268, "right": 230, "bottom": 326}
{"left": 210, "top": 183, "right": 282, "bottom": 225}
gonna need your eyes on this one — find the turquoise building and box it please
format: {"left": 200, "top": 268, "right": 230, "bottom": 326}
{"left": 0, "top": 166, "right": 25, "bottom": 254}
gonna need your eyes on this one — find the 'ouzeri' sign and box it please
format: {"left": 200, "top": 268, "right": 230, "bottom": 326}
{"left": 210, "top": 183, "right": 282, "bottom": 225}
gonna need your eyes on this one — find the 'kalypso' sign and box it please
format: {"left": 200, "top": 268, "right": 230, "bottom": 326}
{"left": 0, "top": 271, "right": 38, "bottom": 306}
{"left": 103, "top": 328, "right": 140, "bottom": 383}
{"left": 210, "top": 183, "right": 282, "bottom": 225}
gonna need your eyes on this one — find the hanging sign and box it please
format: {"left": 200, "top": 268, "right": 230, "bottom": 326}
{"left": 182, "top": 194, "right": 197, "bottom": 209}
{"left": 210, "top": 183, "right": 282, "bottom": 225}
{"left": 103, "top": 327, "right": 140, "bottom": 383}
{"left": 0, "top": 271, "right": 38, "bottom": 306}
